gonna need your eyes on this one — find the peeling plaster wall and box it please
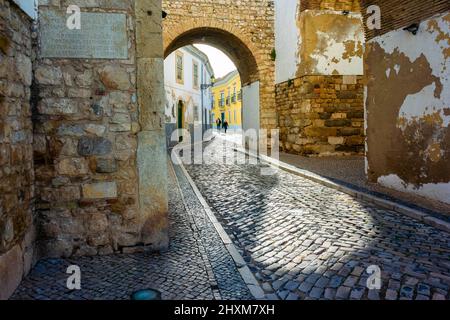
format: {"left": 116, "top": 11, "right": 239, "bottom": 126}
{"left": 274, "top": 5, "right": 364, "bottom": 82}
{"left": 297, "top": 10, "right": 364, "bottom": 76}
{"left": 275, "top": 0, "right": 300, "bottom": 84}
{"left": 366, "top": 12, "right": 450, "bottom": 204}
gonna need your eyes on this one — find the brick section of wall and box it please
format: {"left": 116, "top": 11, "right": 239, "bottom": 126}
{"left": 276, "top": 75, "right": 365, "bottom": 156}
{"left": 33, "top": 1, "right": 164, "bottom": 259}
{"left": 301, "top": 0, "right": 360, "bottom": 12}
{"left": 361, "top": 0, "right": 450, "bottom": 40}
{"left": 0, "top": 0, "right": 36, "bottom": 300}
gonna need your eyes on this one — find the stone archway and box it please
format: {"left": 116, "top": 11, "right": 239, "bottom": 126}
{"left": 165, "top": 27, "right": 259, "bottom": 85}
{"left": 162, "top": 1, "right": 277, "bottom": 132}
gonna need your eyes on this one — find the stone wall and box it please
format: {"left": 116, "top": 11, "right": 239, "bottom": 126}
{"left": 34, "top": 0, "right": 168, "bottom": 259}
{"left": 0, "top": 0, "right": 36, "bottom": 300}
{"left": 277, "top": 75, "right": 364, "bottom": 156}
{"left": 363, "top": 1, "right": 450, "bottom": 204}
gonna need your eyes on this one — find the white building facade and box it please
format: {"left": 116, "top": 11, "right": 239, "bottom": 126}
{"left": 164, "top": 45, "right": 214, "bottom": 146}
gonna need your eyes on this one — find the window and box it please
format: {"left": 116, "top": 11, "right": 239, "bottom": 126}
{"left": 234, "top": 110, "right": 236, "bottom": 122}
{"left": 219, "top": 91, "right": 225, "bottom": 107}
{"left": 175, "top": 51, "right": 184, "bottom": 84}
{"left": 193, "top": 61, "right": 199, "bottom": 89}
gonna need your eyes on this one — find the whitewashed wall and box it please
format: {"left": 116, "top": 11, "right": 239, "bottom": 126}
{"left": 275, "top": 0, "right": 299, "bottom": 84}
{"left": 242, "top": 81, "right": 260, "bottom": 150}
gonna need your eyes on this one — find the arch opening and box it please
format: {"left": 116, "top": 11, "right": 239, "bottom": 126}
{"left": 164, "top": 27, "right": 259, "bottom": 86}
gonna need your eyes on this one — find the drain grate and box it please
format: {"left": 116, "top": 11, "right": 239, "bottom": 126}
{"left": 131, "top": 289, "right": 162, "bottom": 300}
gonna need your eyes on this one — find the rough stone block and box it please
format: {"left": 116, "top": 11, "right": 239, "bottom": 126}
{"left": 56, "top": 158, "right": 89, "bottom": 176}
{"left": 77, "top": 136, "right": 112, "bottom": 156}
{"left": 98, "top": 66, "right": 131, "bottom": 90}
{"left": 0, "top": 245, "right": 24, "bottom": 300}
{"left": 328, "top": 136, "right": 345, "bottom": 145}
{"left": 96, "top": 159, "right": 118, "bottom": 173}
{"left": 82, "top": 182, "right": 118, "bottom": 200}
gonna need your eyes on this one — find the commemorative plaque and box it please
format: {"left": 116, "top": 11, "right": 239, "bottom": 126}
{"left": 39, "top": 9, "right": 128, "bottom": 59}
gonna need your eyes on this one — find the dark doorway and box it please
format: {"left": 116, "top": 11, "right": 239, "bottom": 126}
{"left": 178, "top": 100, "right": 184, "bottom": 142}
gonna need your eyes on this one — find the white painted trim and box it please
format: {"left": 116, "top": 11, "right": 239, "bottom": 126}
{"left": 12, "top": 0, "right": 38, "bottom": 20}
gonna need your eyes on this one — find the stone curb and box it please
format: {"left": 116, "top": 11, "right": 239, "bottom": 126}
{"left": 173, "top": 153, "right": 266, "bottom": 300}
{"left": 233, "top": 146, "right": 450, "bottom": 235}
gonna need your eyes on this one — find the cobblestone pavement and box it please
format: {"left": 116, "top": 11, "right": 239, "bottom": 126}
{"left": 184, "top": 137, "right": 450, "bottom": 300}
{"left": 11, "top": 161, "right": 250, "bottom": 300}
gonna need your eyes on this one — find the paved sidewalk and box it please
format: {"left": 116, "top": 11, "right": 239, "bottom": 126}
{"left": 184, "top": 137, "right": 450, "bottom": 300}
{"left": 11, "top": 160, "right": 251, "bottom": 300}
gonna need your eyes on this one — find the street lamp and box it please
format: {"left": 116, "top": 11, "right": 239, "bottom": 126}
{"left": 201, "top": 75, "right": 216, "bottom": 90}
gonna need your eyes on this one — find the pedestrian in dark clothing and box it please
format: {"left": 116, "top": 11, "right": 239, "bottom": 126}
{"left": 223, "top": 120, "right": 229, "bottom": 134}
{"left": 216, "top": 118, "right": 222, "bottom": 132}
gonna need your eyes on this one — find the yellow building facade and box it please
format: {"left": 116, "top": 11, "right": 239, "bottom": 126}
{"left": 211, "top": 70, "right": 242, "bottom": 130}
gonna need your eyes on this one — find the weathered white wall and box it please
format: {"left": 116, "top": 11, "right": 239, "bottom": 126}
{"left": 373, "top": 15, "right": 450, "bottom": 129}
{"left": 242, "top": 81, "right": 260, "bottom": 149}
{"left": 378, "top": 175, "right": 450, "bottom": 204}
{"left": 275, "top": 0, "right": 299, "bottom": 84}
{"left": 298, "top": 10, "right": 364, "bottom": 76}
{"left": 366, "top": 12, "right": 450, "bottom": 204}
{"left": 274, "top": 6, "right": 364, "bottom": 80}
{"left": 13, "top": 0, "right": 38, "bottom": 19}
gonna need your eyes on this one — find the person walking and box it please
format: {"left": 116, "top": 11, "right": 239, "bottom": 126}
{"left": 223, "top": 120, "right": 229, "bottom": 134}
{"left": 216, "top": 118, "right": 222, "bottom": 132}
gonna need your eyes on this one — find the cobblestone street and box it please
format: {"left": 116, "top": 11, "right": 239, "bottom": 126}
{"left": 11, "top": 161, "right": 251, "bottom": 300}
{"left": 183, "top": 137, "right": 450, "bottom": 300}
